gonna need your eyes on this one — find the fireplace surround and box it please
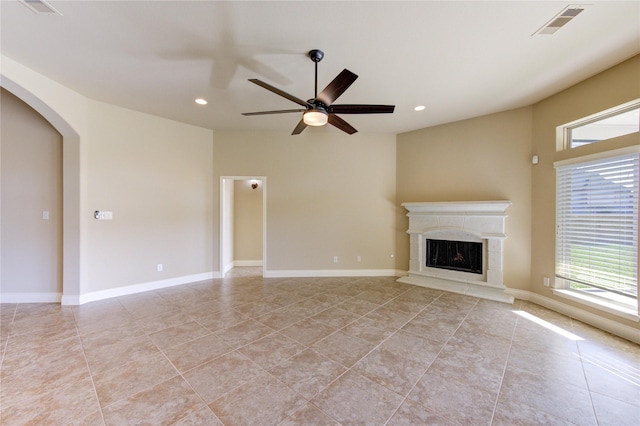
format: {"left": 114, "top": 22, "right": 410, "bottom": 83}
{"left": 397, "top": 201, "right": 514, "bottom": 304}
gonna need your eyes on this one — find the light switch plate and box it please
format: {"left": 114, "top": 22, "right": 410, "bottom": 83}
{"left": 95, "top": 211, "right": 113, "bottom": 220}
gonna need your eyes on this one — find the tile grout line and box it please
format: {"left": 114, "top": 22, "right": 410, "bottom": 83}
{"left": 298, "top": 291, "right": 418, "bottom": 421}
{"left": 487, "top": 302, "right": 521, "bottom": 426}
{"left": 71, "top": 307, "right": 108, "bottom": 426}
{"left": 156, "top": 343, "right": 228, "bottom": 425}
{"left": 145, "top": 284, "right": 341, "bottom": 423}
{"left": 382, "top": 295, "right": 481, "bottom": 426}
{"left": 213, "top": 281, "right": 416, "bottom": 425}
{"left": 276, "top": 282, "right": 419, "bottom": 424}
{"left": 570, "top": 317, "right": 602, "bottom": 426}
{"left": 76, "top": 316, "right": 170, "bottom": 413}
{"left": 92, "top": 310, "right": 231, "bottom": 423}
{"left": 0, "top": 304, "right": 18, "bottom": 372}
{"left": 290, "top": 287, "right": 446, "bottom": 425}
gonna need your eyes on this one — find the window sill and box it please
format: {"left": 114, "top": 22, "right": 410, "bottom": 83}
{"left": 552, "top": 289, "right": 639, "bottom": 322}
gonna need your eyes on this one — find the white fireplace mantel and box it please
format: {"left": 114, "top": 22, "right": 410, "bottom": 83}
{"left": 398, "top": 201, "right": 514, "bottom": 304}
{"left": 402, "top": 200, "right": 512, "bottom": 215}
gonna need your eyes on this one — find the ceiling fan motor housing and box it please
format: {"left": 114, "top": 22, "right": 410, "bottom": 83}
{"left": 309, "top": 49, "right": 324, "bottom": 62}
{"left": 307, "top": 99, "right": 327, "bottom": 110}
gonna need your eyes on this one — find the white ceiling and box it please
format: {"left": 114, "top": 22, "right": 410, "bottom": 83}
{"left": 2, "top": 1, "right": 639, "bottom": 135}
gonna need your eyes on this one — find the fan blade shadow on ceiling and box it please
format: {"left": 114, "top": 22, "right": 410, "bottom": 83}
{"left": 157, "top": 4, "right": 293, "bottom": 89}
{"left": 159, "top": 44, "right": 294, "bottom": 90}
{"left": 247, "top": 79, "right": 308, "bottom": 107}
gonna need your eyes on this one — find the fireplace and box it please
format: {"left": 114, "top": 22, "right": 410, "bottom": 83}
{"left": 426, "top": 239, "right": 482, "bottom": 274}
{"left": 397, "top": 201, "right": 514, "bottom": 304}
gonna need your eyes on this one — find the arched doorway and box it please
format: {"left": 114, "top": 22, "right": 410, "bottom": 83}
{"left": 0, "top": 78, "right": 82, "bottom": 304}
{"left": 1, "top": 89, "right": 63, "bottom": 301}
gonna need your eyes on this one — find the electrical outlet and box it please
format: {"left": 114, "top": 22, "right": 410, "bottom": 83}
{"left": 333, "top": 256, "right": 338, "bottom": 263}
{"left": 543, "top": 277, "right": 550, "bottom": 287}
{"left": 357, "top": 255, "right": 361, "bottom": 262}
{"left": 157, "top": 264, "right": 163, "bottom": 272}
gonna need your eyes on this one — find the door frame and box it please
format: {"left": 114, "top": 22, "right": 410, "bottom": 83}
{"left": 219, "top": 176, "right": 267, "bottom": 277}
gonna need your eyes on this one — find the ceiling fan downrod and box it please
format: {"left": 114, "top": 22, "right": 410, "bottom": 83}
{"left": 309, "top": 49, "right": 324, "bottom": 99}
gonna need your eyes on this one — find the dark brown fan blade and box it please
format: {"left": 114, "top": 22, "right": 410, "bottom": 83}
{"left": 328, "top": 114, "right": 357, "bottom": 135}
{"left": 242, "top": 109, "right": 306, "bottom": 116}
{"left": 316, "top": 69, "right": 358, "bottom": 106}
{"left": 329, "top": 104, "right": 395, "bottom": 114}
{"left": 248, "top": 79, "right": 309, "bottom": 107}
{"left": 291, "top": 119, "right": 308, "bottom": 135}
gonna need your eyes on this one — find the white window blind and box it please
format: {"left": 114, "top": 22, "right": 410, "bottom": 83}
{"left": 555, "top": 152, "right": 639, "bottom": 298}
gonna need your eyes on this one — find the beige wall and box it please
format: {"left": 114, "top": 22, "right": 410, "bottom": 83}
{"left": 396, "top": 107, "right": 534, "bottom": 291}
{"left": 85, "top": 101, "right": 214, "bottom": 292}
{"left": 531, "top": 55, "right": 639, "bottom": 328}
{"left": 234, "top": 180, "right": 263, "bottom": 262}
{"left": 1, "top": 89, "right": 63, "bottom": 297}
{"left": 213, "top": 130, "right": 397, "bottom": 272}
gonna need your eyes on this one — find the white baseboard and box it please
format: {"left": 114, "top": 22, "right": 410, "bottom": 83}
{"left": 222, "top": 261, "right": 233, "bottom": 276}
{"left": 61, "top": 294, "right": 80, "bottom": 305}
{"left": 234, "top": 260, "right": 263, "bottom": 267}
{"left": 506, "top": 289, "right": 639, "bottom": 344}
{"left": 0, "top": 292, "right": 62, "bottom": 303}
{"left": 504, "top": 288, "right": 531, "bottom": 301}
{"left": 73, "top": 272, "right": 216, "bottom": 305}
{"left": 264, "top": 269, "right": 401, "bottom": 278}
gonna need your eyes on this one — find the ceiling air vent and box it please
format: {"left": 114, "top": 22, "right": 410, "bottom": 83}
{"left": 19, "top": 0, "right": 62, "bottom": 15}
{"left": 533, "top": 5, "right": 585, "bottom": 35}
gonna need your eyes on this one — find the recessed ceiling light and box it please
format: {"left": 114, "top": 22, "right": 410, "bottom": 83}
{"left": 414, "top": 105, "right": 426, "bottom": 111}
{"left": 195, "top": 98, "right": 208, "bottom": 105}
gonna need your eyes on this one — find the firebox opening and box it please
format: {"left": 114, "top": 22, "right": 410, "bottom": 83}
{"left": 426, "top": 239, "right": 483, "bottom": 274}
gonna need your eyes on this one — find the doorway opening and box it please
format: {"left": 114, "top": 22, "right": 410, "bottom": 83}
{"left": 1, "top": 88, "right": 63, "bottom": 301}
{"left": 220, "top": 176, "right": 266, "bottom": 277}
{"left": 3, "top": 77, "right": 85, "bottom": 304}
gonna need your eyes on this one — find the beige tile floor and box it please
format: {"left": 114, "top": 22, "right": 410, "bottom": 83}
{"left": 1, "top": 267, "right": 639, "bottom": 425}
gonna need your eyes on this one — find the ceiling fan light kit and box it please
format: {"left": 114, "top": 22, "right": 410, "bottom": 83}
{"left": 303, "top": 109, "right": 328, "bottom": 126}
{"left": 242, "top": 49, "right": 395, "bottom": 135}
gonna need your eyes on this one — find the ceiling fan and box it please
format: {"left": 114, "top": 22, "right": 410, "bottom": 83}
{"left": 242, "top": 49, "right": 395, "bottom": 135}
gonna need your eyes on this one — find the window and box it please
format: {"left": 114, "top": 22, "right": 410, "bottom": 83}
{"left": 558, "top": 99, "right": 640, "bottom": 150}
{"left": 555, "top": 149, "right": 639, "bottom": 313}
{"left": 570, "top": 108, "right": 639, "bottom": 148}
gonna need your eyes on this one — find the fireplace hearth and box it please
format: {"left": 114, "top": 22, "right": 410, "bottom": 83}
{"left": 397, "top": 201, "right": 514, "bottom": 304}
